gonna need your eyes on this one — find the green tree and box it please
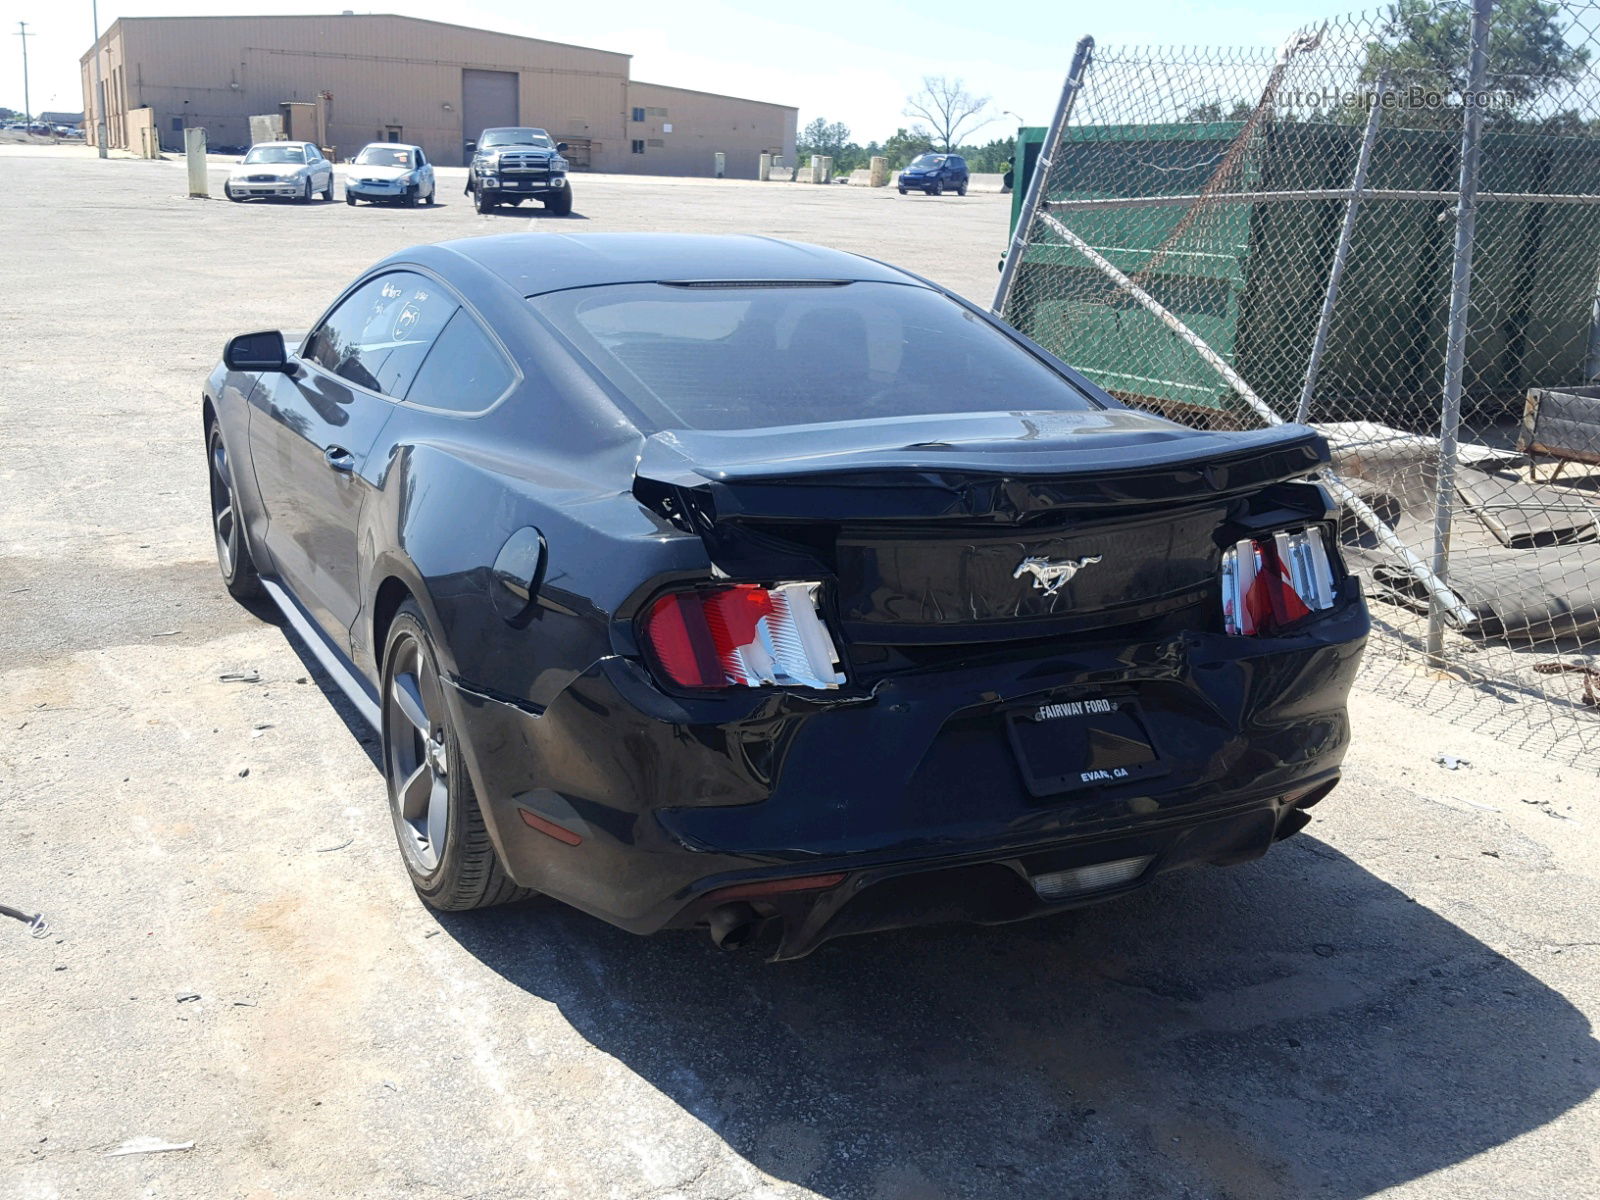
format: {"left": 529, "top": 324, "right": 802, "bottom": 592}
{"left": 954, "top": 137, "right": 1016, "bottom": 172}
{"left": 798, "top": 117, "right": 852, "bottom": 162}
{"left": 1183, "top": 99, "right": 1256, "bottom": 123}
{"left": 881, "top": 126, "right": 935, "bottom": 169}
{"left": 1362, "top": 0, "right": 1590, "bottom": 128}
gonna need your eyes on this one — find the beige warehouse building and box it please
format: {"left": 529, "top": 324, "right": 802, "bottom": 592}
{"left": 80, "top": 13, "right": 797, "bottom": 177}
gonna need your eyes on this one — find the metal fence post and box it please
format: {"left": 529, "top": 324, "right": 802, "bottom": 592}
{"left": 1426, "top": 0, "right": 1494, "bottom": 667}
{"left": 1297, "top": 72, "right": 1388, "bottom": 424}
{"left": 992, "top": 36, "right": 1095, "bottom": 318}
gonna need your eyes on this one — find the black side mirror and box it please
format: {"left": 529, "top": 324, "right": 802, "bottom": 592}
{"left": 555, "top": 142, "right": 569, "bottom": 153}
{"left": 225, "top": 330, "right": 290, "bottom": 373}
{"left": 465, "top": 140, "right": 477, "bottom": 152}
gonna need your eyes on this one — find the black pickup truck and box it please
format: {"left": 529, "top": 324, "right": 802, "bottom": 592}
{"left": 465, "top": 126, "right": 573, "bottom": 215}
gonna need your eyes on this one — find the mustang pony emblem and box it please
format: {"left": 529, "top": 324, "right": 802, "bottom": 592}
{"left": 1013, "top": 554, "right": 1102, "bottom": 596}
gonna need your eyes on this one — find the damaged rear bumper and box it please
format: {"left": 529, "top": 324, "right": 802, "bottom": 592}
{"left": 440, "top": 597, "right": 1368, "bottom": 959}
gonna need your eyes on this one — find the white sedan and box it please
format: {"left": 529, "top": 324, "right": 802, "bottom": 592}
{"left": 223, "top": 141, "right": 335, "bottom": 203}
{"left": 344, "top": 143, "right": 437, "bottom": 207}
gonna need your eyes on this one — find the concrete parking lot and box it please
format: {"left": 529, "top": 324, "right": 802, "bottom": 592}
{"left": 2, "top": 146, "right": 1598, "bottom": 1200}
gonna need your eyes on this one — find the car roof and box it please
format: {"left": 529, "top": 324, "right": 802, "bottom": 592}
{"left": 356, "top": 142, "right": 423, "bottom": 153}
{"left": 249, "top": 141, "right": 311, "bottom": 148}
{"left": 434, "top": 233, "right": 919, "bottom": 298}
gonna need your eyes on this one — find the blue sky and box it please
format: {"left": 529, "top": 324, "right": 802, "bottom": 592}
{"left": 7, "top": 0, "right": 1333, "bottom": 134}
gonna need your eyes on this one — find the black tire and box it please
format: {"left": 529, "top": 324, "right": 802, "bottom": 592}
{"left": 928, "top": 182, "right": 943, "bottom": 196}
{"left": 897, "top": 187, "right": 907, "bottom": 195}
{"left": 381, "top": 601, "right": 532, "bottom": 911}
{"left": 474, "top": 186, "right": 496, "bottom": 214}
{"left": 424, "top": 185, "right": 435, "bottom": 206}
{"left": 405, "top": 190, "right": 418, "bottom": 208}
{"left": 544, "top": 186, "right": 573, "bottom": 216}
{"left": 321, "top": 180, "right": 335, "bottom": 201}
{"left": 957, "top": 182, "right": 968, "bottom": 196}
{"left": 206, "top": 421, "right": 262, "bottom": 602}
{"left": 345, "top": 192, "right": 357, "bottom": 206}
{"left": 225, "top": 184, "right": 244, "bottom": 203}
{"left": 297, "top": 178, "right": 313, "bottom": 204}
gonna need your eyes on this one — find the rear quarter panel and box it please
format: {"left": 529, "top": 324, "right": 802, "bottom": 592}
{"left": 355, "top": 418, "right": 711, "bottom": 712}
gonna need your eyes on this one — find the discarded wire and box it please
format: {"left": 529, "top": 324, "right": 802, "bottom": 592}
{"left": 1, "top": 902, "right": 50, "bottom": 939}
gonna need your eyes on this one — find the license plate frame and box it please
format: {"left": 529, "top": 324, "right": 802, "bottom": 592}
{"left": 1006, "top": 695, "right": 1167, "bottom": 797}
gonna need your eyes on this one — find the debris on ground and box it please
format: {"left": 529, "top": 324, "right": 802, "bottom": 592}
{"left": 1433, "top": 753, "right": 1472, "bottom": 770}
{"left": 1532, "top": 660, "right": 1600, "bottom": 707}
{"left": 0, "top": 902, "right": 49, "bottom": 939}
{"left": 176, "top": 992, "right": 200, "bottom": 1003}
{"left": 105, "top": 1137, "right": 195, "bottom": 1157}
{"left": 316, "top": 838, "right": 353, "bottom": 853}
{"left": 219, "top": 670, "right": 261, "bottom": 683}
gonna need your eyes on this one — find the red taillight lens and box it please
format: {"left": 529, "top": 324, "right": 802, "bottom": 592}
{"left": 641, "top": 582, "right": 846, "bottom": 690}
{"left": 1221, "top": 527, "right": 1337, "bottom": 636}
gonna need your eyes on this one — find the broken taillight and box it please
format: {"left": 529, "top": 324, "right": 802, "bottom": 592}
{"left": 1221, "top": 527, "right": 1337, "bottom": 636}
{"left": 641, "top": 582, "right": 847, "bottom": 690}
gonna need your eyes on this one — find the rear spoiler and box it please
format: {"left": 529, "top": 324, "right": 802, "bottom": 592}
{"left": 633, "top": 419, "right": 1330, "bottom": 525}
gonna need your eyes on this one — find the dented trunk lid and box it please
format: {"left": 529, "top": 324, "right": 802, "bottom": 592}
{"left": 634, "top": 410, "right": 1329, "bottom": 643}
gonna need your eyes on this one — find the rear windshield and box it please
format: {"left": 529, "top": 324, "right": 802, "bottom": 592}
{"left": 908, "top": 154, "right": 947, "bottom": 169}
{"left": 244, "top": 145, "right": 305, "bottom": 164}
{"left": 529, "top": 281, "right": 1098, "bottom": 431}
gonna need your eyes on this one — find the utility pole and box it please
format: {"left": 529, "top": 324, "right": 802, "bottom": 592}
{"left": 15, "top": 21, "right": 32, "bottom": 132}
{"left": 91, "top": 0, "right": 107, "bottom": 157}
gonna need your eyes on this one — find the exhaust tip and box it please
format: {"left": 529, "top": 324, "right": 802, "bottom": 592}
{"left": 707, "top": 902, "right": 760, "bottom": 951}
{"left": 1030, "top": 855, "right": 1153, "bottom": 902}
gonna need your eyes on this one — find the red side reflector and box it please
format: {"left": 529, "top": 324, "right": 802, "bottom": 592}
{"left": 701, "top": 872, "right": 847, "bottom": 903}
{"left": 518, "top": 808, "right": 582, "bottom": 846}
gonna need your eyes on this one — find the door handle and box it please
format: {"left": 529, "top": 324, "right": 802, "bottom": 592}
{"left": 323, "top": 445, "right": 355, "bottom": 472}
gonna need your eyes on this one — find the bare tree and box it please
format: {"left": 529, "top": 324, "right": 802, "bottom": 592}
{"left": 903, "top": 76, "right": 992, "bottom": 151}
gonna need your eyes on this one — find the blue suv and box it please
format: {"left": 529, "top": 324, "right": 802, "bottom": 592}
{"left": 897, "top": 152, "right": 969, "bottom": 196}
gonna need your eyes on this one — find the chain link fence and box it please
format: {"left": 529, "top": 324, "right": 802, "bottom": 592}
{"left": 997, "top": 0, "right": 1600, "bottom": 765}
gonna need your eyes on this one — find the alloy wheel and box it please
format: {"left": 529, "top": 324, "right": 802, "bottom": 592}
{"left": 208, "top": 428, "right": 239, "bottom": 578}
{"left": 386, "top": 633, "right": 452, "bottom": 874}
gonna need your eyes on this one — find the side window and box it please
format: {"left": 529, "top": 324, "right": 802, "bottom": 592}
{"left": 405, "top": 309, "right": 516, "bottom": 413}
{"left": 303, "top": 272, "right": 459, "bottom": 397}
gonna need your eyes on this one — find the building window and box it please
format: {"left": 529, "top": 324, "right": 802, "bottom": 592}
{"left": 631, "top": 107, "right": 645, "bottom": 123}
{"left": 646, "top": 138, "right": 664, "bottom": 148}
{"left": 648, "top": 106, "right": 668, "bottom": 117}
{"left": 171, "top": 117, "right": 184, "bottom": 132}
{"left": 631, "top": 139, "right": 645, "bottom": 154}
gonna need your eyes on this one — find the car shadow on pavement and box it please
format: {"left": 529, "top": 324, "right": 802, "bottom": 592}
{"left": 260, "top": 603, "right": 382, "bottom": 769}
{"left": 473, "top": 207, "right": 589, "bottom": 221}
{"left": 438, "top": 837, "right": 1599, "bottom": 1198}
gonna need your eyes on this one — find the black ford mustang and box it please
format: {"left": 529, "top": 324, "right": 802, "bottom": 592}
{"left": 204, "top": 233, "right": 1368, "bottom": 959}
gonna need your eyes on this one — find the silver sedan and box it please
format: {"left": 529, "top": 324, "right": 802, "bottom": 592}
{"left": 344, "top": 143, "right": 437, "bottom": 207}
{"left": 224, "top": 141, "right": 335, "bottom": 203}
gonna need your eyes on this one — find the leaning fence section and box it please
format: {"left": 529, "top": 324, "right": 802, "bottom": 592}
{"left": 999, "top": 0, "right": 1600, "bottom": 763}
